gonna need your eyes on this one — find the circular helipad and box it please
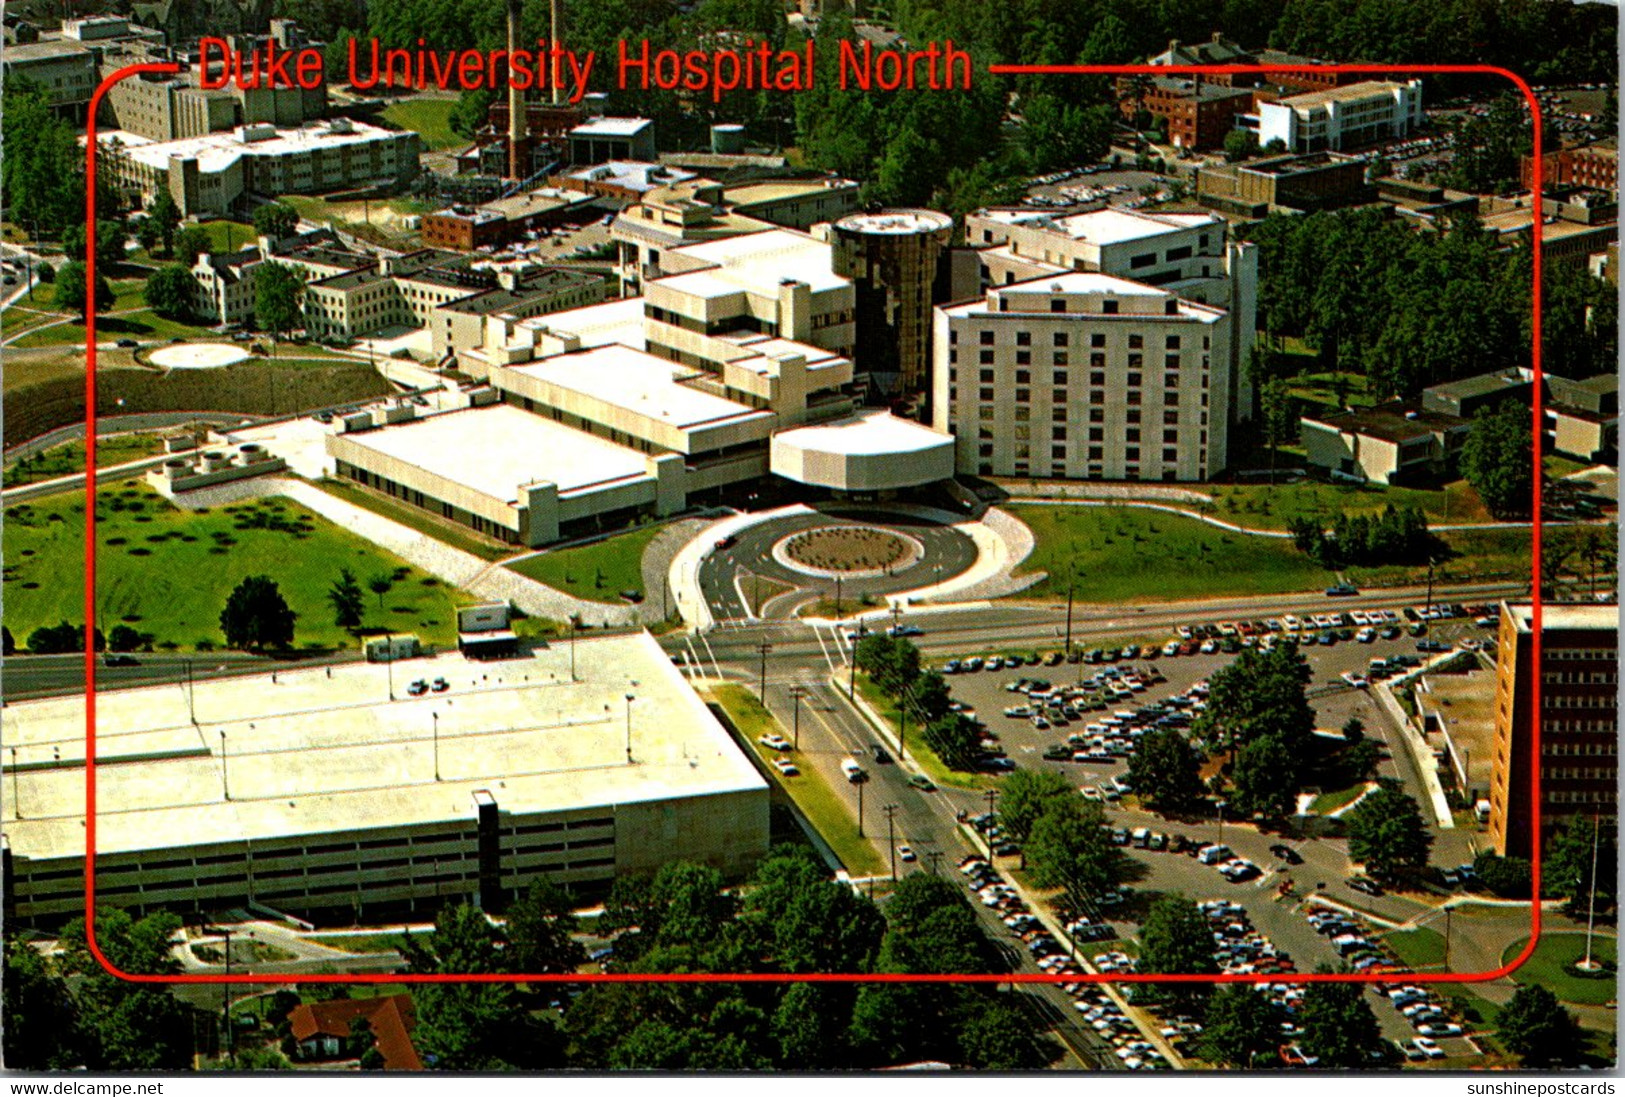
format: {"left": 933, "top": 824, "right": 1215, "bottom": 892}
{"left": 148, "top": 343, "right": 250, "bottom": 369}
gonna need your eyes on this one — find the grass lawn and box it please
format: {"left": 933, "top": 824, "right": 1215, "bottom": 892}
{"left": 507, "top": 524, "right": 665, "bottom": 605}
{"left": 1308, "top": 782, "right": 1370, "bottom": 815}
{"left": 381, "top": 98, "right": 463, "bottom": 149}
{"left": 314, "top": 478, "right": 512, "bottom": 562}
{"left": 4, "top": 432, "right": 168, "bottom": 486}
{"left": 1385, "top": 925, "right": 1446, "bottom": 969}
{"left": 11, "top": 307, "right": 216, "bottom": 348}
{"left": 1545, "top": 454, "right": 1592, "bottom": 479}
{"left": 1011, "top": 504, "right": 1336, "bottom": 603}
{"left": 1286, "top": 369, "right": 1380, "bottom": 411}
{"left": 707, "top": 684, "right": 886, "bottom": 877}
{"left": 1386, "top": 926, "right": 1504, "bottom": 1031}
{"left": 1347, "top": 526, "right": 1533, "bottom": 588}
{"left": 0, "top": 355, "right": 90, "bottom": 393}
{"left": 3, "top": 486, "right": 466, "bottom": 651}
{"left": 305, "top": 931, "right": 422, "bottom": 954}
{"left": 1501, "top": 933, "right": 1618, "bottom": 1005}
{"left": 1202, "top": 479, "right": 1493, "bottom": 531}
{"left": 854, "top": 672, "right": 990, "bottom": 791}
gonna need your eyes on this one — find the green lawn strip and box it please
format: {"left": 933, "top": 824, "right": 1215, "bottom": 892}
{"left": 1544, "top": 454, "right": 1592, "bottom": 478}
{"left": 1010, "top": 504, "right": 1335, "bottom": 602}
{"left": 300, "top": 982, "right": 412, "bottom": 1003}
{"left": 304, "top": 931, "right": 421, "bottom": 954}
{"left": 3, "top": 486, "right": 466, "bottom": 651}
{"left": 506, "top": 524, "right": 665, "bottom": 605}
{"left": 1346, "top": 527, "right": 1533, "bottom": 589}
{"left": 853, "top": 672, "right": 989, "bottom": 790}
{"left": 380, "top": 98, "right": 463, "bottom": 149}
{"left": 1384, "top": 927, "right": 1504, "bottom": 1032}
{"left": 313, "top": 478, "right": 511, "bottom": 562}
{"left": 708, "top": 684, "right": 886, "bottom": 877}
{"left": 1308, "top": 782, "right": 1369, "bottom": 815}
{"left": 1500, "top": 933, "right": 1618, "bottom": 1005}
{"left": 1202, "top": 479, "right": 1492, "bottom": 531}
{"left": 11, "top": 308, "right": 216, "bottom": 348}
{"left": 4, "top": 433, "right": 167, "bottom": 485}
{"left": 1079, "top": 937, "right": 1139, "bottom": 960}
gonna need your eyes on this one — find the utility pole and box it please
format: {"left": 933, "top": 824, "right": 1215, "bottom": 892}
{"left": 1443, "top": 904, "right": 1452, "bottom": 968}
{"left": 220, "top": 926, "right": 235, "bottom": 1069}
{"left": 856, "top": 774, "right": 867, "bottom": 837}
{"left": 897, "top": 682, "right": 911, "bottom": 764}
{"left": 834, "top": 574, "right": 842, "bottom": 618}
{"left": 890, "top": 602, "right": 903, "bottom": 636}
{"left": 849, "top": 623, "right": 863, "bottom": 698}
{"left": 926, "top": 850, "right": 944, "bottom": 876}
{"left": 385, "top": 639, "right": 395, "bottom": 701}
{"left": 184, "top": 658, "right": 196, "bottom": 725}
{"left": 1064, "top": 570, "right": 1075, "bottom": 655}
{"left": 625, "top": 693, "right": 635, "bottom": 763}
{"left": 10, "top": 748, "right": 20, "bottom": 819}
{"left": 982, "top": 788, "right": 999, "bottom": 858}
{"left": 756, "top": 641, "right": 772, "bottom": 695}
{"left": 1424, "top": 556, "right": 1436, "bottom": 632}
{"left": 220, "top": 730, "right": 229, "bottom": 801}
{"left": 569, "top": 621, "right": 578, "bottom": 681}
{"left": 883, "top": 803, "right": 900, "bottom": 881}
{"left": 789, "top": 684, "right": 807, "bottom": 750}
{"left": 432, "top": 711, "right": 441, "bottom": 781}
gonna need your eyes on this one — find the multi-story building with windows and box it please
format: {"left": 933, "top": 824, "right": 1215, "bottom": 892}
{"left": 1256, "top": 79, "right": 1423, "bottom": 153}
{"left": 931, "top": 273, "right": 1231, "bottom": 481}
{"left": 1487, "top": 603, "right": 1619, "bottom": 862}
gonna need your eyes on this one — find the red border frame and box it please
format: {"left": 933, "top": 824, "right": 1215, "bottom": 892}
{"left": 76, "top": 61, "right": 1544, "bottom": 988}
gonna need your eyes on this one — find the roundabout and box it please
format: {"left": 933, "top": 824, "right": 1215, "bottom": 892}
{"left": 690, "top": 506, "right": 982, "bottom": 623}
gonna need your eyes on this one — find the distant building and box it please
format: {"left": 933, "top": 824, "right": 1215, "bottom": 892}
{"left": 551, "top": 161, "right": 698, "bottom": 202}
{"left": 568, "top": 117, "right": 656, "bottom": 164}
{"left": 1546, "top": 374, "right": 1619, "bottom": 464}
{"left": 1299, "top": 403, "right": 1469, "bottom": 485}
{"left": 190, "top": 246, "right": 261, "bottom": 324}
{"left": 1257, "top": 80, "right": 1423, "bottom": 153}
{"left": 1487, "top": 603, "right": 1618, "bottom": 861}
{"left": 721, "top": 176, "right": 861, "bottom": 231}
{"left": 1, "top": 39, "right": 97, "bottom": 120}
{"left": 610, "top": 180, "right": 774, "bottom": 291}
{"left": 1420, "top": 367, "right": 1534, "bottom": 420}
{"left": 1122, "top": 76, "right": 1256, "bottom": 151}
{"left": 420, "top": 188, "right": 599, "bottom": 253}
{"left": 1521, "top": 142, "right": 1618, "bottom": 193}
{"left": 428, "top": 266, "right": 606, "bottom": 357}
{"left": 100, "top": 120, "right": 420, "bottom": 218}
{"left": 827, "top": 209, "right": 954, "bottom": 399}
{"left": 288, "top": 995, "right": 422, "bottom": 1071}
{"left": 932, "top": 273, "right": 1232, "bottom": 482}
{"left": 1147, "top": 35, "right": 1368, "bottom": 94}
{"left": 1195, "top": 152, "right": 1370, "bottom": 216}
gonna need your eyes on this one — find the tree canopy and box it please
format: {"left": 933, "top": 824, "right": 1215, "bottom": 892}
{"left": 1128, "top": 727, "right": 1206, "bottom": 814}
{"left": 1297, "top": 974, "right": 1388, "bottom": 1068}
{"left": 219, "top": 574, "right": 298, "bottom": 650}
{"left": 1461, "top": 402, "right": 1534, "bottom": 520}
{"left": 1496, "top": 984, "right": 1585, "bottom": 1068}
{"left": 1136, "top": 893, "right": 1219, "bottom": 1011}
{"left": 144, "top": 264, "right": 197, "bottom": 321}
{"left": 1345, "top": 781, "right": 1432, "bottom": 881}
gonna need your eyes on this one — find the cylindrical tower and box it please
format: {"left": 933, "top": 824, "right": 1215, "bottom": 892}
{"left": 506, "top": 0, "right": 526, "bottom": 178}
{"left": 830, "top": 208, "right": 953, "bottom": 403}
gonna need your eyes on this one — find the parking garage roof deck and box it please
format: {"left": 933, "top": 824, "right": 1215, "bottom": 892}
{"left": 0, "top": 634, "right": 764, "bottom": 863}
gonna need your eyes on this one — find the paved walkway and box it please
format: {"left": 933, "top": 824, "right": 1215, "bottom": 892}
{"left": 171, "top": 477, "right": 641, "bottom": 626}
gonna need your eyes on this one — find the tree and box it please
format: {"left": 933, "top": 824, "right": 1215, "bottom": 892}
{"left": 1496, "top": 985, "right": 1585, "bottom": 1068}
{"left": 998, "top": 769, "right": 1076, "bottom": 843}
{"left": 54, "top": 261, "right": 114, "bottom": 319}
{"left": 922, "top": 713, "right": 982, "bottom": 772}
{"left": 1025, "top": 798, "right": 1122, "bottom": 908}
{"left": 956, "top": 999, "right": 1057, "bottom": 1069}
{"left": 1137, "top": 894, "right": 1218, "bottom": 1011}
{"left": 1345, "top": 781, "right": 1432, "bottom": 881}
{"left": 1342, "top": 716, "right": 1365, "bottom": 743}
{"left": 253, "top": 201, "right": 301, "bottom": 241}
{"left": 1546, "top": 816, "right": 1617, "bottom": 910}
{"left": 136, "top": 216, "right": 163, "bottom": 254}
{"left": 368, "top": 573, "right": 394, "bottom": 614}
{"left": 1229, "top": 734, "right": 1299, "bottom": 819}
{"left": 328, "top": 568, "right": 365, "bottom": 633}
{"left": 1, "top": 626, "right": 13, "bottom": 655}
{"left": 1298, "top": 975, "right": 1387, "bottom": 1068}
{"left": 150, "top": 190, "right": 182, "bottom": 256}
{"left": 219, "top": 574, "right": 297, "bottom": 651}
{"left": 1128, "top": 727, "right": 1206, "bottom": 814}
{"left": 144, "top": 263, "right": 197, "bottom": 321}
{"left": 1195, "top": 643, "right": 1314, "bottom": 758}
{"left": 1472, "top": 851, "right": 1533, "bottom": 899}
{"left": 1, "top": 84, "right": 82, "bottom": 236}
{"left": 401, "top": 902, "right": 562, "bottom": 1070}
{"left": 58, "top": 910, "right": 195, "bottom": 1071}
{"left": 1461, "top": 403, "right": 1533, "bottom": 519}
{"left": 62, "top": 221, "right": 129, "bottom": 268}
{"left": 1200, "top": 985, "right": 1286, "bottom": 1067}
{"left": 345, "top": 1014, "right": 376, "bottom": 1060}
{"left": 174, "top": 225, "right": 213, "bottom": 267}
{"left": 107, "top": 624, "right": 145, "bottom": 652}
{"left": 450, "top": 87, "right": 497, "bottom": 138}
{"left": 4, "top": 934, "right": 84, "bottom": 1069}
{"left": 746, "top": 846, "right": 884, "bottom": 974}
{"left": 505, "top": 880, "right": 587, "bottom": 975}
{"left": 254, "top": 262, "right": 307, "bottom": 345}
{"left": 1223, "top": 128, "right": 1259, "bottom": 162}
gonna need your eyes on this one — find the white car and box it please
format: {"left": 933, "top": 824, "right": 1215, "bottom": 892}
{"left": 1416, "top": 1023, "right": 1463, "bottom": 1038}
{"left": 1357, "top": 627, "right": 1377, "bottom": 643}
{"left": 759, "top": 733, "right": 791, "bottom": 751}
{"left": 772, "top": 756, "right": 799, "bottom": 776}
{"left": 1412, "top": 1036, "right": 1446, "bottom": 1059}
{"left": 898, "top": 844, "right": 916, "bottom": 862}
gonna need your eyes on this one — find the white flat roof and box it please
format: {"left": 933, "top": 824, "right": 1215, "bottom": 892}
{"left": 101, "top": 120, "right": 407, "bottom": 174}
{"left": 774, "top": 409, "right": 953, "bottom": 457}
{"left": 571, "top": 117, "right": 652, "bottom": 138}
{"left": 1051, "top": 208, "right": 1220, "bottom": 247}
{"left": 1, "top": 634, "right": 765, "bottom": 862}
{"left": 565, "top": 161, "right": 695, "bottom": 191}
{"left": 510, "top": 346, "right": 773, "bottom": 430}
{"left": 340, "top": 404, "right": 651, "bottom": 500}
{"left": 1505, "top": 603, "right": 1618, "bottom": 633}
{"left": 517, "top": 297, "right": 647, "bottom": 350}
{"left": 835, "top": 209, "right": 952, "bottom": 235}
{"left": 662, "top": 229, "right": 848, "bottom": 294}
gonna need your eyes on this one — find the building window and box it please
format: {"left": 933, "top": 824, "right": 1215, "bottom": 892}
{"left": 1165, "top": 299, "right": 1179, "bottom": 315}
{"left": 1016, "top": 351, "right": 1031, "bottom": 365}
{"left": 980, "top": 330, "right": 995, "bottom": 345}
{"left": 1090, "top": 333, "right": 1106, "bottom": 348}
{"left": 1124, "top": 447, "right": 1140, "bottom": 461}
{"left": 1015, "top": 370, "right": 1031, "bottom": 384}
{"left": 1127, "top": 373, "right": 1142, "bottom": 388}
{"left": 979, "top": 406, "right": 995, "bottom": 420}
{"left": 1089, "top": 446, "right": 1103, "bottom": 460}
{"left": 1016, "top": 331, "right": 1031, "bottom": 346}
{"left": 1128, "top": 391, "right": 1142, "bottom": 406}
{"left": 980, "top": 387, "right": 995, "bottom": 401}
{"left": 980, "top": 350, "right": 994, "bottom": 364}
{"left": 1090, "top": 371, "right": 1106, "bottom": 386}
{"left": 1090, "top": 408, "right": 1105, "bottom": 423}
{"left": 1052, "top": 407, "right": 1067, "bottom": 421}
{"left": 1052, "top": 388, "right": 1066, "bottom": 404}
{"left": 1166, "top": 335, "right": 1182, "bottom": 349}
{"left": 1163, "top": 447, "right": 1179, "bottom": 462}
{"left": 980, "top": 369, "right": 995, "bottom": 383}
{"left": 1051, "top": 299, "right": 1065, "bottom": 312}
{"left": 1129, "top": 335, "right": 1144, "bottom": 349}
{"left": 1053, "top": 331, "right": 1069, "bottom": 347}
{"left": 1052, "top": 426, "right": 1068, "bottom": 440}
{"left": 1091, "top": 353, "right": 1106, "bottom": 369}
{"left": 1089, "top": 391, "right": 1105, "bottom": 405}
{"left": 1164, "top": 429, "right": 1178, "bottom": 444}
{"left": 1102, "top": 299, "right": 1118, "bottom": 314}
{"left": 1126, "top": 408, "right": 1141, "bottom": 423}
{"left": 1166, "top": 355, "right": 1180, "bottom": 370}
{"left": 1053, "top": 352, "right": 1069, "bottom": 367}
{"left": 1125, "top": 428, "right": 1140, "bottom": 443}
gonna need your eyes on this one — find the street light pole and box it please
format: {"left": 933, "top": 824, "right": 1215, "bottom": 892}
{"left": 757, "top": 641, "right": 772, "bottom": 695}
{"left": 432, "top": 711, "right": 441, "bottom": 781}
{"left": 10, "top": 748, "right": 20, "bottom": 819}
{"left": 220, "top": 730, "right": 229, "bottom": 801}
{"left": 789, "top": 684, "right": 806, "bottom": 750}
{"left": 1216, "top": 799, "right": 1226, "bottom": 842}
{"left": 570, "top": 622, "right": 577, "bottom": 682}
{"left": 625, "top": 693, "right": 635, "bottom": 763}
{"left": 849, "top": 623, "right": 863, "bottom": 699}
{"left": 1065, "top": 570, "right": 1075, "bottom": 655}
{"left": 884, "top": 803, "right": 899, "bottom": 881}
{"left": 220, "top": 926, "right": 235, "bottom": 1068}
{"left": 856, "top": 775, "right": 866, "bottom": 838}
{"left": 982, "top": 788, "right": 1000, "bottom": 857}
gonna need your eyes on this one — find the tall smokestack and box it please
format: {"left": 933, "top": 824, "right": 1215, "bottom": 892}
{"left": 507, "top": 0, "right": 525, "bottom": 178}
{"left": 550, "top": 0, "right": 561, "bottom": 105}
